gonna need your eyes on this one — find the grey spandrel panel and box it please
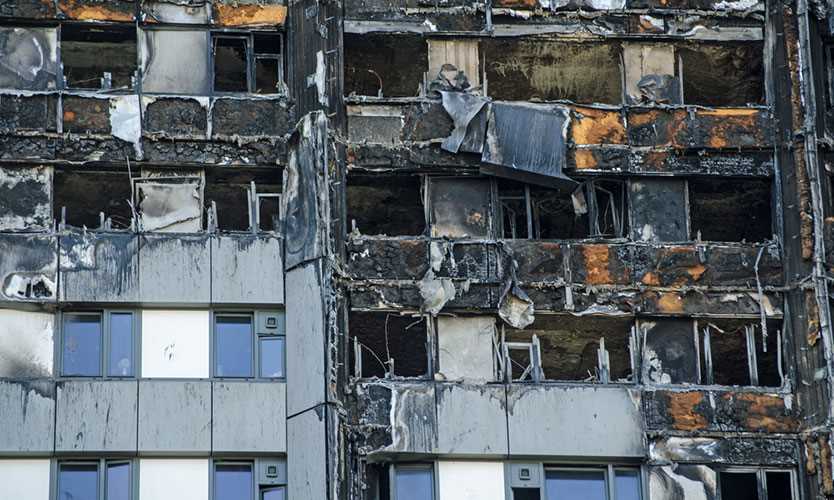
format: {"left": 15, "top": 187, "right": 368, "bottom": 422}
{"left": 0, "top": 380, "right": 55, "bottom": 453}
{"left": 436, "top": 383, "right": 508, "bottom": 456}
{"left": 287, "top": 407, "right": 327, "bottom": 500}
{"left": 59, "top": 232, "right": 139, "bottom": 303}
{"left": 139, "top": 234, "right": 211, "bottom": 304}
{"left": 212, "top": 381, "right": 286, "bottom": 453}
{"left": 0, "top": 233, "right": 57, "bottom": 303}
{"left": 56, "top": 380, "right": 138, "bottom": 453}
{"left": 285, "top": 262, "right": 326, "bottom": 415}
{"left": 138, "top": 380, "right": 211, "bottom": 453}
{"left": 211, "top": 235, "right": 284, "bottom": 304}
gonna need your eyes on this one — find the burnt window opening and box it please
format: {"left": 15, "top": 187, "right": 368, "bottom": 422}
{"left": 212, "top": 32, "right": 285, "bottom": 94}
{"left": 133, "top": 171, "right": 204, "bottom": 233}
{"left": 700, "top": 319, "right": 782, "bottom": 388}
{"left": 688, "top": 177, "right": 773, "bottom": 242}
{"left": 429, "top": 177, "right": 492, "bottom": 238}
{"left": 717, "top": 469, "right": 795, "bottom": 500}
{"left": 344, "top": 34, "right": 428, "bottom": 98}
{"left": 363, "top": 463, "right": 391, "bottom": 500}
{"left": 497, "top": 179, "right": 625, "bottom": 240}
{"left": 213, "top": 35, "right": 248, "bottom": 92}
{"left": 502, "top": 316, "right": 635, "bottom": 383}
{"left": 482, "top": 40, "right": 622, "bottom": 104}
{"left": 678, "top": 42, "right": 765, "bottom": 107}
{"left": 346, "top": 175, "right": 425, "bottom": 236}
{"left": 350, "top": 312, "right": 430, "bottom": 379}
{"left": 253, "top": 33, "right": 284, "bottom": 94}
{"left": 60, "top": 24, "right": 136, "bottom": 90}
{"left": 54, "top": 169, "right": 133, "bottom": 230}
{"left": 204, "top": 168, "right": 281, "bottom": 233}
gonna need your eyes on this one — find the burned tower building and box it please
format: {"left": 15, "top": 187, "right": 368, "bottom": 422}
{"left": 2, "top": 0, "right": 834, "bottom": 499}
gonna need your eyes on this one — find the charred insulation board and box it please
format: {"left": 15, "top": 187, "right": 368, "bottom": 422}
{"left": 0, "top": 166, "right": 52, "bottom": 231}
{"left": 629, "top": 179, "right": 689, "bottom": 242}
{"left": 0, "top": 27, "right": 58, "bottom": 90}
{"left": 641, "top": 319, "right": 699, "bottom": 385}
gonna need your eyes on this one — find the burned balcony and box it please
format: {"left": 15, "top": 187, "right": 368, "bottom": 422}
{"left": 54, "top": 168, "right": 133, "bottom": 231}
{"left": 350, "top": 312, "right": 431, "bottom": 380}
{"left": 205, "top": 167, "right": 282, "bottom": 233}
{"left": 347, "top": 175, "right": 425, "bottom": 237}
{"left": 60, "top": 24, "right": 137, "bottom": 91}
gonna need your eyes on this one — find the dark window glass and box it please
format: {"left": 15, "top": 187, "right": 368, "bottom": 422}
{"left": 512, "top": 489, "right": 541, "bottom": 500}
{"left": 765, "top": 471, "right": 793, "bottom": 500}
{"left": 261, "top": 486, "right": 286, "bottom": 500}
{"left": 214, "top": 37, "right": 248, "bottom": 92}
{"left": 615, "top": 469, "right": 641, "bottom": 500}
{"left": 109, "top": 313, "right": 134, "bottom": 377}
{"left": 260, "top": 337, "right": 285, "bottom": 378}
{"left": 215, "top": 463, "right": 253, "bottom": 500}
{"left": 63, "top": 315, "right": 102, "bottom": 376}
{"left": 215, "top": 316, "right": 253, "bottom": 377}
{"left": 545, "top": 470, "right": 606, "bottom": 500}
{"left": 106, "top": 462, "right": 131, "bottom": 500}
{"left": 255, "top": 58, "right": 280, "bottom": 94}
{"left": 719, "top": 472, "right": 759, "bottom": 500}
{"left": 59, "top": 463, "right": 98, "bottom": 500}
{"left": 395, "top": 467, "right": 434, "bottom": 500}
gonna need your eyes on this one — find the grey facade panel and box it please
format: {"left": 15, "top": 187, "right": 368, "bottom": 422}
{"left": 0, "top": 380, "right": 55, "bottom": 453}
{"left": 436, "top": 383, "right": 508, "bottom": 456}
{"left": 56, "top": 380, "right": 138, "bottom": 453}
{"left": 211, "top": 235, "right": 284, "bottom": 304}
{"left": 506, "top": 385, "right": 645, "bottom": 457}
{"left": 212, "top": 381, "right": 287, "bottom": 453}
{"left": 285, "top": 261, "right": 325, "bottom": 415}
{"left": 138, "top": 380, "right": 211, "bottom": 453}
{"left": 59, "top": 232, "right": 139, "bottom": 302}
{"left": 0, "top": 233, "right": 58, "bottom": 303}
{"left": 628, "top": 178, "right": 689, "bottom": 242}
{"left": 288, "top": 406, "right": 328, "bottom": 500}
{"left": 138, "top": 234, "right": 211, "bottom": 304}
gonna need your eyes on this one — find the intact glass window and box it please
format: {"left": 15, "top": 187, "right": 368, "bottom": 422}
{"left": 395, "top": 465, "right": 434, "bottom": 500}
{"left": 62, "top": 311, "right": 136, "bottom": 378}
{"left": 215, "top": 463, "right": 254, "bottom": 500}
{"left": 261, "top": 486, "right": 286, "bottom": 500}
{"left": 215, "top": 316, "right": 254, "bottom": 377}
{"left": 545, "top": 470, "right": 606, "bottom": 500}
{"left": 109, "top": 313, "right": 134, "bottom": 377}
{"left": 58, "top": 460, "right": 131, "bottom": 500}
{"left": 259, "top": 337, "right": 285, "bottom": 378}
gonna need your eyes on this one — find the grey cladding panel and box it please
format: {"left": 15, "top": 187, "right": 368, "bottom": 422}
{"left": 56, "top": 381, "right": 138, "bottom": 452}
{"left": 506, "top": 385, "right": 644, "bottom": 457}
{"left": 436, "top": 384, "right": 507, "bottom": 456}
{"left": 60, "top": 232, "right": 139, "bottom": 302}
{"left": 211, "top": 235, "right": 284, "bottom": 304}
{"left": 212, "top": 382, "right": 287, "bottom": 453}
{"left": 285, "top": 262, "right": 325, "bottom": 415}
{"left": 0, "top": 380, "right": 55, "bottom": 453}
{"left": 138, "top": 380, "right": 211, "bottom": 453}
{"left": 288, "top": 407, "right": 328, "bottom": 500}
{"left": 0, "top": 233, "right": 57, "bottom": 303}
{"left": 388, "top": 384, "right": 437, "bottom": 454}
{"left": 629, "top": 179, "right": 688, "bottom": 242}
{"left": 139, "top": 234, "right": 211, "bottom": 304}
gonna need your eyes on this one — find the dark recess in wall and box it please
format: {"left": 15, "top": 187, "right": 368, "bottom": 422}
{"left": 344, "top": 34, "right": 428, "bottom": 97}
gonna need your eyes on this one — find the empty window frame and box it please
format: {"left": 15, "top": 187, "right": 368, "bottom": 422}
{"left": 61, "top": 311, "right": 137, "bottom": 377}
{"left": 501, "top": 316, "right": 636, "bottom": 384}
{"left": 346, "top": 175, "right": 425, "bottom": 236}
{"left": 699, "top": 319, "right": 782, "bottom": 388}
{"left": 344, "top": 34, "right": 428, "bottom": 98}
{"left": 213, "top": 459, "right": 287, "bottom": 500}
{"left": 60, "top": 24, "right": 137, "bottom": 90}
{"left": 678, "top": 42, "right": 765, "bottom": 107}
{"left": 392, "top": 464, "right": 435, "bottom": 500}
{"left": 204, "top": 168, "right": 281, "bottom": 233}
{"left": 350, "top": 312, "right": 431, "bottom": 379}
{"left": 212, "top": 32, "right": 284, "bottom": 94}
{"left": 497, "top": 179, "right": 625, "bottom": 240}
{"left": 717, "top": 469, "right": 795, "bottom": 500}
{"left": 57, "top": 459, "right": 133, "bottom": 500}
{"left": 688, "top": 178, "right": 773, "bottom": 242}
{"left": 213, "top": 312, "right": 285, "bottom": 379}
{"left": 54, "top": 169, "right": 134, "bottom": 231}
{"left": 508, "top": 464, "right": 641, "bottom": 500}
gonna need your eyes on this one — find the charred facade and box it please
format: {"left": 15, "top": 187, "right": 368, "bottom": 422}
{"left": 2, "top": 0, "right": 834, "bottom": 499}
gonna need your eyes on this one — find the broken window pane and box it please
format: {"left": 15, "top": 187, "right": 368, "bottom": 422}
{"left": 106, "top": 462, "right": 131, "bottom": 500}
{"left": 135, "top": 175, "right": 203, "bottom": 233}
{"left": 259, "top": 337, "right": 285, "bottom": 378}
{"left": 54, "top": 169, "right": 134, "bottom": 230}
{"left": 215, "top": 315, "right": 254, "bottom": 377}
{"left": 215, "top": 463, "right": 254, "bottom": 500}
{"left": 688, "top": 178, "right": 772, "bottom": 242}
{"left": 350, "top": 313, "right": 429, "bottom": 378}
{"left": 765, "top": 471, "right": 793, "bottom": 500}
{"left": 429, "top": 178, "right": 491, "bottom": 238}
{"left": 344, "top": 34, "right": 427, "bottom": 97}
{"left": 214, "top": 36, "right": 249, "bottom": 92}
{"left": 59, "top": 463, "right": 99, "bottom": 500}
{"left": 205, "top": 168, "right": 281, "bottom": 232}
{"left": 347, "top": 175, "right": 425, "bottom": 236}
{"left": 395, "top": 466, "right": 434, "bottom": 500}
{"left": 545, "top": 469, "right": 606, "bottom": 500}
{"left": 614, "top": 469, "right": 642, "bottom": 500}
{"left": 254, "top": 33, "right": 283, "bottom": 94}
{"left": 719, "top": 472, "right": 759, "bottom": 500}
{"left": 108, "top": 312, "right": 134, "bottom": 377}
{"left": 702, "top": 320, "right": 781, "bottom": 388}
{"left": 61, "top": 24, "right": 136, "bottom": 90}
{"left": 62, "top": 314, "right": 102, "bottom": 376}
{"left": 679, "top": 43, "right": 765, "bottom": 106}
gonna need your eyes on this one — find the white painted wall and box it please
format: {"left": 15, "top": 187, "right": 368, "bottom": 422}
{"left": 0, "top": 459, "right": 50, "bottom": 500}
{"left": 438, "top": 461, "right": 504, "bottom": 500}
{"left": 437, "top": 316, "right": 494, "bottom": 382}
{"left": 141, "top": 310, "right": 209, "bottom": 378}
{"left": 0, "top": 309, "right": 54, "bottom": 377}
{"left": 140, "top": 459, "right": 209, "bottom": 500}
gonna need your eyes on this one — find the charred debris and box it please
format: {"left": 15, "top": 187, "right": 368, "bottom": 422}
{"left": 2, "top": 0, "right": 834, "bottom": 499}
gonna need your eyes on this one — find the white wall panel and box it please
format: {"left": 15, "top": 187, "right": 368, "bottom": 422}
{"left": 0, "top": 459, "right": 50, "bottom": 500}
{"left": 438, "top": 461, "right": 504, "bottom": 500}
{"left": 437, "top": 316, "right": 494, "bottom": 382}
{"left": 141, "top": 310, "right": 209, "bottom": 378}
{"left": 0, "top": 309, "right": 54, "bottom": 378}
{"left": 140, "top": 459, "right": 209, "bottom": 500}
